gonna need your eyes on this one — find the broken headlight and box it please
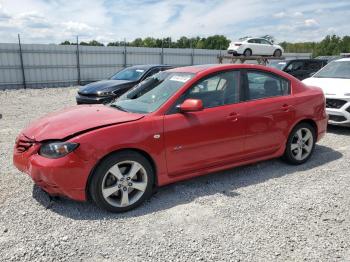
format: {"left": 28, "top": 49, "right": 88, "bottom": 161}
{"left": 39, "top": 142, "right": 79, "bottom": 159}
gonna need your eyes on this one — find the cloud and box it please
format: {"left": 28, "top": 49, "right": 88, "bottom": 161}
{"left": 274, "top": 11, "right": 302, "bottom": 18}
{"left": 304, "top": 19, "right": 319, "bottom": 28}
{"left": 0, "top": 0, "right": 349, "bottom": 44}
{"left": 274, "top": 11, "right": 287, "bottom": 18}
{"left": 62, "top": 21, "right": 95, "bottom": 32}
{"left": 0, "top": 3, "right": 10, "bottom": 21}
{"left": 15, "top": 12, "right": 52, "bottom": 28}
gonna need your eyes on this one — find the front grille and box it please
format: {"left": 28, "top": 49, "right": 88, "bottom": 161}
{"left": 326, "top": 99, "right": 347, "bottom": 109}
{"left": 77, "top": 92, "right": 98, "bottom": 97}
{"left": 15, "top": 135, "right": 35, "bottom": 153}
{"left": 328, "top": 115, "right": 347, "bottom": 122}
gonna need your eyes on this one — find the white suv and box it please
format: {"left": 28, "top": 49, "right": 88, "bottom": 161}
{"left": 227, "top": 37, "right": 284, "bottom": 57}
{"left": 303, "top": 58, "right": 350, "bottom": 127}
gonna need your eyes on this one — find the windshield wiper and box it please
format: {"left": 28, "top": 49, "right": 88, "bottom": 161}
{"left": 110, "top": 104, "right": 129, "bottom": 112}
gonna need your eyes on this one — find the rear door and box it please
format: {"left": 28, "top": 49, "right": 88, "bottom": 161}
{"left": 242, "top": 70, "right": 295, "bottom": 158}
{"left": 163, "top": 70, "right": 247, "bottom": 176}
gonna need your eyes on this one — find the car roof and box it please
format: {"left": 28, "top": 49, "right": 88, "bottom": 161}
{"left": 246, "top": 37, "right": 271, "bottom": 41}
{"left": 334, "top": 58, "right": 350, "bottom": 62}
{"left": 167, "top": 64, "right": 289, "bottom": 75}
{"left": 168, "top": 64, "right": 220, "bottom": 73}
{"left": 128, "top": 64, "right": 173, "bottom": 70}
{"left": 285, "top": 59, "right": 326, "bottom": 62}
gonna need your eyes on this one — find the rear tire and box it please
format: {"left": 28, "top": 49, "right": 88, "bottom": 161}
{"left": 273, "top": 49, "right": 282, "bottom": 57}
{"left": 283, "top": 123, "right": 316, "bottom": 165}
{"left": 243, "top": 49, "right": 252, "bottom": 57}
{"left": 89, "top": 151, "right": 155, "bottom": 212}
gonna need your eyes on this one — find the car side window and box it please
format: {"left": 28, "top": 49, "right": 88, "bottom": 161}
{"left": 286, "top": 61, "right": 304, "bottom": 71}
{"left": 182, "top": 71, "right": 241, "bottom": 109}
{"left": 306, "top": 61, "right": 322, "bottom": 70}
{"left": 143, "top": 68, "right": 160, "bottom": 79}
{"left": 246, "top": 71, "right": 290, "bottom": 100}
{"left": 260, "top": 39, "right": 271, "bottom": 45}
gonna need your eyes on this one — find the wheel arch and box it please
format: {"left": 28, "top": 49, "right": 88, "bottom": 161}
{"left": 85, "top": 148, "right": 158, "bottom": 200}
{"left": 288, "top": 118, "right": 318, "bottom": 140}
{"left": 244, "top": 48, "right": 252, "bottom": 55}
{"left": 273, "top": 49, "right": 282, "bottom": 56}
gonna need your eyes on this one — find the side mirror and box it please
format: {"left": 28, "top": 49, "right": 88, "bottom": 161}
{"left": 178, "top": 99, "right": 203, "bottom": 112}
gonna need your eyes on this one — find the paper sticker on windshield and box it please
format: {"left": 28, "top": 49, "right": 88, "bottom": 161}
{"left": 278, "top": 62, "right": 286, "bottom": 65}
{"left": 170, "top": 75, "right": 191, "bottom": 82}
{"left": 136, "top": 69, "right": 145, "bottom": 73}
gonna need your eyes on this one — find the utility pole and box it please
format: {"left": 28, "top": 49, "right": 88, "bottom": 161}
{"left": 190, "top": 40, "right": 194, "bottom": 65}
{"left": 18, "top": 34, "right": 26, "bottom": 89}
{"left": 123, "top": 38, "right": 127, "bottom": 68}
{"left": 76, "top": 36, "right": 81, "bottom": 85}
{"left": 161, "top": 39, "right": 164, "bottom": 64}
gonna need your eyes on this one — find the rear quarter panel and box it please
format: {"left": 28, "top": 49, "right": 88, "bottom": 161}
{"left": 289, "top": 81, "right": 327, "bottom": 141}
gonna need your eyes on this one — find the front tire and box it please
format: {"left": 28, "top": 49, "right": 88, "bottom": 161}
{"left": 89, "top": 151, "right": 155, "bottom": 212}
{"left": 273, "top": 49, "right": 282, "bottom": 57}
{"left": 283, "top": 123, "right": 316, "bottom": 165}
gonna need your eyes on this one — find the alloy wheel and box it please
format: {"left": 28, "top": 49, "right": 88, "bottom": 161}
{"left": 101, "top": 160, "right": 148, "bottom": 208}
{"left": 290, "top": 128, "right": 314, "bottom": 161}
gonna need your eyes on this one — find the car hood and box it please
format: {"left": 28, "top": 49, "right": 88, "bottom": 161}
{"left": 303, "top": 77, "right": 350, "bottom": 96}
{"left": 22, "top": 105, "right": 144, "bottom": 141}
{"left": 78, "top": 80, "right": 134, "bottom": 95}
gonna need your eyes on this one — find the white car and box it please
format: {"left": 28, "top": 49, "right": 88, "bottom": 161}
{"left": 227, "top": 37, "right": 284, "bottom": 57}
{"left": 303, "top": 58, "right": 350, "bottom": 126}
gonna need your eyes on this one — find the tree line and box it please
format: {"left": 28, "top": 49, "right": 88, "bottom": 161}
{"left": 60, "top": 34, "right": 350, "bottom": 57}
{"left": 60, "top": 35, "right": 231, "bottom": 50}
{"left": 280, "top": 35, "right": 350, "bottom": 57}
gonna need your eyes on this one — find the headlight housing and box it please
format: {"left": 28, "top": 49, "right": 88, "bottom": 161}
{"left": 39, "top": 142, "right": 79, "bottom": 159}
{"left": 97, "top": 90, "right": 114, "bottom": 96}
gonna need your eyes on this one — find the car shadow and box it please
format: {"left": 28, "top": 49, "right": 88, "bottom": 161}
{"left": 327, "top": 125, "right": 350, "bottom": 135}
{"left": 32, "top": 144, "right": 342, "bottom": 220}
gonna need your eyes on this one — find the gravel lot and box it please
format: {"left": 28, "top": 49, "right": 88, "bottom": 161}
{"left": 0, "top": 87, "right": 350, "bottom": 261}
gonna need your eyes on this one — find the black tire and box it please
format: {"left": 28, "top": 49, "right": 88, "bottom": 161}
{"left": 89, "top": 151, "right": 155, "bottom": 212}
{"left": 243, "top": 49, "right": 252, "bottom": 57}
{"left": 273, "top": 49, "right": 282, "bottom": 57}
{"left": 283, "top": 122, "right": 316, "bottom": 165}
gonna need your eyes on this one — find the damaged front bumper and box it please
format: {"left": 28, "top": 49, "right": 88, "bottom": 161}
{"left": 13, "top": 134, "right": 91, "bottom": 201}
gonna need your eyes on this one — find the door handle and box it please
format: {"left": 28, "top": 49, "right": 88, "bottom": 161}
{"left": 281, "top": 104, "right": 293, "bottom": 112}
{"left": 226, "top": 112, "right": 239, "bottom": 122}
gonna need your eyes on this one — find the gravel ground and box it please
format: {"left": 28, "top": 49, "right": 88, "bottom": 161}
{"left": 0, "top": 87, "right": 350, "bottom": 262}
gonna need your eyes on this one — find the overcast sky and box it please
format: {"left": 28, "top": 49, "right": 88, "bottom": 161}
{"left": 0, "top": 0, "right": 349, "bottom": 44}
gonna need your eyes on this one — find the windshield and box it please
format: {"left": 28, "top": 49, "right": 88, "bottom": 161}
{"left": 313, "top": 60, "right": 350, "bottom": 79}
{"left": 110, "top": 67, "right": 146, "bottom": 81}
{"left": 268, "top": 61, "right": 286, "bottom": 70}
{"left": 110, "top": 71, "right": 195, "bottom": 113}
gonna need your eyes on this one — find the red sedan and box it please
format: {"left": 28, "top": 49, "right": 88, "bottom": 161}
{"left": 13, "top": 64, "right": 327, "bottom": 212}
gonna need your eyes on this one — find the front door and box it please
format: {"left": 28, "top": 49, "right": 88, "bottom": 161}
{"left": 163, "top": 70, "right": 247, "bottom": 176}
